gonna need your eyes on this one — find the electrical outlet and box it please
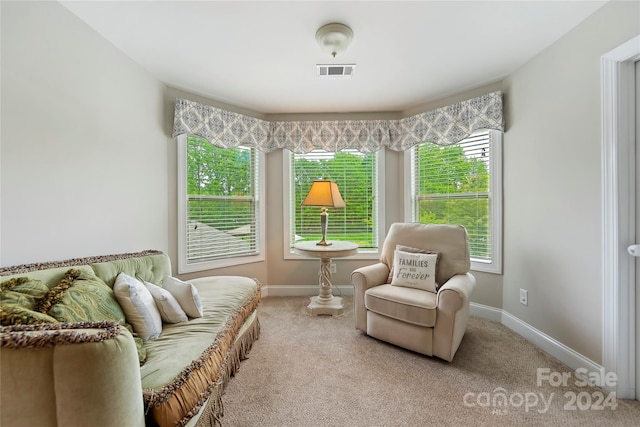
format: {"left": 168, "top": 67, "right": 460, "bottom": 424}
{"left": 330, "top": 262, "right": 337, "bottom": 274}
{"left": 519, "top": 289, "right": 528, "bottom": 306}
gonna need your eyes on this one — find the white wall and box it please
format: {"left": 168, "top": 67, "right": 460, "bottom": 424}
{"left": 1, "top": 1, "right": 168, "bottom": 266}
{"left": 502, "top": 0, "right": 640, "bottom": 363}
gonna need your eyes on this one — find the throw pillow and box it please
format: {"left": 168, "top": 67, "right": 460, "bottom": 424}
{"left": 143, "top": 281, "right": 188, "bottom": 324}
{"left": 38, "top": 269, "right": 126, "bottom": 323}
{"left": 113, "top": 273, "right": 163, "bottom": 340}
{"left": 0, "top": 277, "right": 57, "bottom": 325}
{"left": 0, "top": 303, "right": 58, "bottom": 326}
{"left": 390, "top": 248, "right": 439, "bottom": 293}
{"left": 387, "top": 245, "right": 440, "bottom": 287}
{"left": 37, "top": 268, "right": 147, "bottom": 364}
{"left": 0, "top": 277, "right": 51, "bottom": 309}
{"left": 162, "top": 276, "right": 203, "bottom": 318}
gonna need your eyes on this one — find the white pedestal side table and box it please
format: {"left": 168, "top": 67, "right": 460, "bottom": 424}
{"left": 293, "top": 240, "right": 359, "bottom": 316}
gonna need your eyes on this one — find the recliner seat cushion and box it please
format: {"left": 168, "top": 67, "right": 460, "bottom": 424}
{"left": 365, "top": 284, "right": 437, "bottom": 327}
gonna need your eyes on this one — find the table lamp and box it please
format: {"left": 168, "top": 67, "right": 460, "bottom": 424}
{"left": 301, "top": 180, "right": 346, "bottom": 246}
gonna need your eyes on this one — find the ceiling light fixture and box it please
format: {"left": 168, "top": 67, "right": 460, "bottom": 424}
{"left": 315, "top": 23, "right": 353, "bottom": 58}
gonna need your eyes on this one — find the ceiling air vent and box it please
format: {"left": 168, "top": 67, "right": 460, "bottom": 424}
{"left": 317, "top": 64, "right": 356, "bottom": 79}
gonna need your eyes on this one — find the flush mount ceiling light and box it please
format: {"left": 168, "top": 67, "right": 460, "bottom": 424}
{"left": 315, "top": 23, "right": 353, "bottom": 58}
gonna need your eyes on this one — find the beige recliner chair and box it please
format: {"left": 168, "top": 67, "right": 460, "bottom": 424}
{"left": 351, "top": 222, "right": 476, "bottom": 362}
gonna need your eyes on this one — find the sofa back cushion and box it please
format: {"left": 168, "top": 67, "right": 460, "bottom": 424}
{"left": 0, "top": 251, "right": 171, "bottom": 365}
{"left": 91, "top": 252, "right": 171, "bottom": 288}
{"left": 0, "top": 250, "right": 170, "bottom": 291}
{"left": 380, "top": 223, "right": 470, "bottom": 285}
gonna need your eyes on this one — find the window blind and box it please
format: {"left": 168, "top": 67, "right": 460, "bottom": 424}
{"left": 412, "top": 131, "right": 492, "bottom": 260}
{"left": 291, "top": 149, "right": 378, "bottom": 249}
{"left": 186, "top": 136, "right": 259, "bottom": 261}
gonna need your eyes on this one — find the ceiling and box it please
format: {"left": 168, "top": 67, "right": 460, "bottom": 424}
{"left": 59, "top": 1, "right": 607, "bottom": 115}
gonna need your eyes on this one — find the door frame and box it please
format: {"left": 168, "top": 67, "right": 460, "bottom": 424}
{"left": 602, "top": 35, "right": 640, "bottom": 399}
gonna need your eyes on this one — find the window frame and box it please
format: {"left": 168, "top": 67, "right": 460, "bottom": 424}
{"left": 404, "top": 130, "right": 503, "bottom": 274}
{"left": 283, "top": 148, "right": 386, "bottom": 260}
{"left": 177, "top": 134, "right": 266, "bottom": 273}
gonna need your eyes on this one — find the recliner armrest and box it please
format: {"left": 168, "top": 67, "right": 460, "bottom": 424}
{"left": 433, "top": 273, "right": 476, "bottom": 361}
{"left": 437, "top": 273, "right": 476, "bottom": 310}
{"left": 351, "top": 263, "right": 390, "bottom": 331}
{"left": 351, "top": 263, "right": 389, "bottom": 291}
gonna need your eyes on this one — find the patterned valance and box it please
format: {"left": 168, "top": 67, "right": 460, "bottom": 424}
{"left": 172, "top": 99, "right": 272, "bottom": 150}
{"left": 269, "top": 119, "right": 391, "bottom": 154}
{"left": 172, "top": 91, "right": 503, "bottom": 153}
{"left": 388, "top": 91, "right": 504, "bottom": 151}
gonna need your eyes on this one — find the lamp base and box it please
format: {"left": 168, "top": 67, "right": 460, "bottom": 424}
{"left": 315, "top": 238, "right": 332, "bottom": 246}
{"left": 317, "top": 209, "right": 331, "bottom": 246}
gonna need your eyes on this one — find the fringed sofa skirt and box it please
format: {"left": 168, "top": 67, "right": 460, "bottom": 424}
{"left": 141, "top": 276, "right": 261, "bottom": 427}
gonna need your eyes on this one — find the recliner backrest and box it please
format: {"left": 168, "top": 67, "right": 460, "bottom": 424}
{"left": 380, "top": 222, "right": 470, "bottom": 285}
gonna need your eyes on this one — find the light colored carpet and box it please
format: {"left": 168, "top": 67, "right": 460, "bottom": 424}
{"left": 221, "top": 297, "right": 640, "bottom": 426}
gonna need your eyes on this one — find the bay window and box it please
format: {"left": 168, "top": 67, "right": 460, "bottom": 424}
{"left": 177, "top": 135, "right": 265, "bottom": 273}
{"left": 284, "top": 149, "right": 384, "bottom": 257}
{"left": 406, "top": 130, "right": 502, "bottom": 273}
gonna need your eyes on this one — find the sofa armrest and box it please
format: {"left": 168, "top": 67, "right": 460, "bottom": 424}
{"left": 1, "top": 322, "right": 145, "bottom": 427}
{"left": 351, "top": 263, "right": 390, "bottom": 331}
{"left": 433, "top": 273, "right": 476, "bottom": 361}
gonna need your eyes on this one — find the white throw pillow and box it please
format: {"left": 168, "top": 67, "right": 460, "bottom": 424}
{"left": 390, "top": 249, "right": 439, "bottom": 293}
{"left": 386, "top": 245, "right": 439, "bottom": 285}
{"left": 113, "top": 273, "right": 163, "bottom": 340}
{"left": 143, "top": 281, "right": 188, "bottom": 324}
{"left": 162, "top": 276, "right": 203, "bottom": 318}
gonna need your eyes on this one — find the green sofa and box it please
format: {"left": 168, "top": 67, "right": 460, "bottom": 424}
{"left": 0, "top": 250, "right": 261, "bottom": 427}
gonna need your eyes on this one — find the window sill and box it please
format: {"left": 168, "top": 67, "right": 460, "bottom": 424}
{"left": 471, "top": 259, "right": 502, "bottom": 275}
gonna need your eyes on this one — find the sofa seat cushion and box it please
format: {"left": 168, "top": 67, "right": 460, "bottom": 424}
{"left": 141, "top": 276, "right": 260, "bottom": 427}
{"left": 365, "top": 284, "right": 437, "bottom": 327}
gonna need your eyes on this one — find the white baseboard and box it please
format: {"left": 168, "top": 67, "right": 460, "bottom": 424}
{"left": 501, "top": 310, "right": 604, "bottom": 379}
{"left": 261, "top": 285, "right": 353, "bottom": 298}
{"left": 470, "top": 302, "right": 503, "bottom": 322}
{"left": 467, "top": 303, "right": 603, "bottom": 378}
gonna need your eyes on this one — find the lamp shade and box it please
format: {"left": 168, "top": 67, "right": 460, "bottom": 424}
{"left": 301, "top": 180, "right": 346, "bottom": 208}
